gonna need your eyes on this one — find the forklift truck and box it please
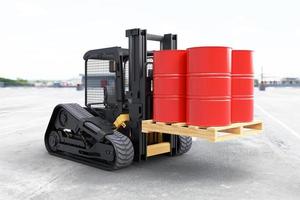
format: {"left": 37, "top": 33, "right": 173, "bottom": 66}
{"left": 44, "top": 28, "right": 192, "bottom": 170}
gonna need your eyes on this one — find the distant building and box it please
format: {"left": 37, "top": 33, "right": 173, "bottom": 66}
{"left": 254, "top": 79, "right": 259, "bottom": 87}
{"left": 81, "top": 75, "right": 85, "bottom": 86}
{"left": 258, "top": 77, "right": 300, "bottom": 87}
{"left": 52, "top": 82, "right": 62, "bottom": 88}
{"left": 0, "top": 82, "right": 4, "bottom": 87}
{"left": 281, "top": 77, "right": 300, "bottom": 85}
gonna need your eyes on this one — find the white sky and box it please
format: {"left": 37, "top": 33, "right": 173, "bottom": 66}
{"left": 0, "top": 0, "right": 300, "bottom": 80}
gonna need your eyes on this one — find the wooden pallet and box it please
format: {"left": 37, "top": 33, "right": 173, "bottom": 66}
{"left": 142, "top": 120, "right": 263, "bottom": 142}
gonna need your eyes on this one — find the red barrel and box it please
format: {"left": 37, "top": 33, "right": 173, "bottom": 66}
{"left": 153, "top": 50, "right": 186, "bottom": 122}
{"left": 231, "top": 50, "right": 254, "bottom": 122}
{"left": 187, "top": 47, "right": 231, "bottom": 126}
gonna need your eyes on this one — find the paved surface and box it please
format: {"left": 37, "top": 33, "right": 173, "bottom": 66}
{"left": 0, "top": 87, "right": 300, "bottom": 200}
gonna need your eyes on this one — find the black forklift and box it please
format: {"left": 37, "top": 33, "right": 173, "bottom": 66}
{"left": 44, "top": 28, "right": 192, "bottom": 170}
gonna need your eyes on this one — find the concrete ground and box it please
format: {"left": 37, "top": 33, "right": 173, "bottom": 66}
{"left": 0, "top": 87, "right": 300, "bottom": 200}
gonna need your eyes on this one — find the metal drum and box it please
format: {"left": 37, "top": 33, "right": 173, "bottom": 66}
{"left": 187, "top": 47, "right": 231, "bottom": 126}
{"left": 153, "top": 50, "right": 186, "bottom": 122}
{"left": 231, "top": 50, "right": 254, "bottom": 122}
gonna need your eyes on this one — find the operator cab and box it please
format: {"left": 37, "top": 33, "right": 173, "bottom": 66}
{"left": 83, "top": 47, "right": 129, "bottom": 122}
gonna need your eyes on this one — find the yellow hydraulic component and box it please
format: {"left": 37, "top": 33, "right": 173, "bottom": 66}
{"left": 113, "top": 114, "right": 129, "bottom": 129}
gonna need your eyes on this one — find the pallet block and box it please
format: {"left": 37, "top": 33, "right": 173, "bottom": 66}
{"left": 142, "top": 120, "right": 263, "bottom": 142}
{"left": 147, "top": 142, "right": 171, "bottom": 157}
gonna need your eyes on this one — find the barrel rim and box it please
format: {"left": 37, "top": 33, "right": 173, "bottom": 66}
{"left": 153, "top": 49, "right": 186, "bottom": 54}
{"left": 186, "top": 96, "right": 231, "bottom": 100}
{"left": 187, "top": 46, "right": 232, "bottom": 50}
{"left": 186, "top": 72, "right": 231, "bottom": 77}
{"left": 154, "top": 94, "right": 186, "bottom": 98}
{"left": 231, "top": 95, "right": 254, "bottom": 99}
{"left": 232, "top": 49, "right": 254, "bottom": 53}
{"left": 153, "top": 74, "right": 186, "bottom": 77}
{"left": 231, "top": 74, "right": 254, "bottom": 77}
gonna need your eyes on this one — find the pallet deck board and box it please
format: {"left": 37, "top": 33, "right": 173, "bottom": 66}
{"left": 142, "top": 120, "right": 263, "bottom": 142}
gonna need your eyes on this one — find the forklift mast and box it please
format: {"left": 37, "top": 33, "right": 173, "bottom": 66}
{"left": 125, "top": 28, "right": 177, "bottom": 161}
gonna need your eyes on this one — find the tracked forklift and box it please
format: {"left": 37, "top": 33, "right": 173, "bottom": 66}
{"left": 45, "top": 28, "right": 263, "bottom": 170}
{"left": 44, "top": 28, "right": 192, "bottom": 170}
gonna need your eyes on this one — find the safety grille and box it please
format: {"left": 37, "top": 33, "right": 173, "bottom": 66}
{"left": 86, "top": 59, "right": 116, "bottom": 108}
{"left": 124, "top": 61, "right": 129, "bottom": 92}
{"left": 147, "top": 57, "right": 153, "bottom": 91}
{"left": 147, "top": 57, "right": 153, "bottom": 75}
{"left": 123, "top": 58, "right": 153, "bottom": 93}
